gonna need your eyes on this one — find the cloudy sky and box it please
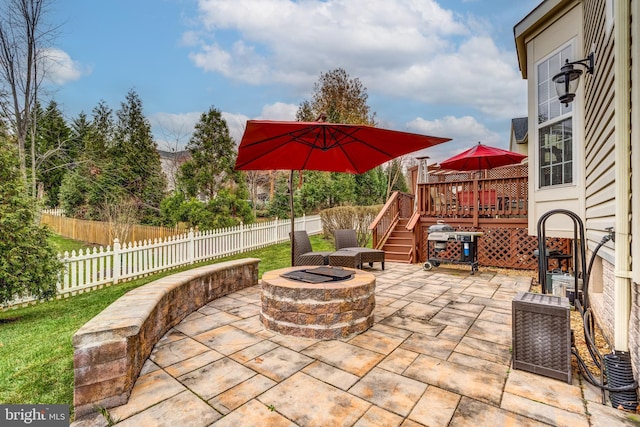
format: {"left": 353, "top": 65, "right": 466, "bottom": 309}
{"left": 47, "top": 0, "right": 540, "bottom": 164}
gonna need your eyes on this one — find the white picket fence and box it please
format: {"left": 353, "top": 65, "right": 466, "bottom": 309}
{"left": 43, "top": 207, "right": 65, "bottom": 216}
{"left": 8, "top": 215, "right": 322, "bottom": 307}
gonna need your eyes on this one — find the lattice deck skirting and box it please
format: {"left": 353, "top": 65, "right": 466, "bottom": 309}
{"left": 420, "top": 224, "right": 571, "bottom": 270}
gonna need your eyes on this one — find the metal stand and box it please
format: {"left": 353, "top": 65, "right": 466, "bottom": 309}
{"left": 536, "top": 209, "right": 587, "bottom": 303}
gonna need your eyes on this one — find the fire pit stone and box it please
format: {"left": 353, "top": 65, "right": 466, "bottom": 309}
{"left": 260, "top": 267, "right": 376, "bottom": 340}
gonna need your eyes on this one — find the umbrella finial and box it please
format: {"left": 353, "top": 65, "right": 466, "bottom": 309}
{"left": 477, "top": 141, "right": 482, "bottom": 145}
{"left": 315, "top": 112, "right": 327, "bottom": 122}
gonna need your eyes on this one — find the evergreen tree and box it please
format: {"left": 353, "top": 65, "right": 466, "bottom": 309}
{"left": 59, "top": 102, "right": 116, "bottom": 219}
{"left": 268, "top": 172, "right": 302, "bottom": 219}
{"left": 69, "top": 111, "right": 92, "bottom": 160}
{"left": 354, "top": 165, "right": 386, "bottom": 206}
{"left": 171, "top": 106, "right": 254, "bottom": 227}
{"left": 32, "top": 100, "right": 72, "bottom": 207}
{"left": 180, "top": 106, "right": 236, "bottom": 200}
{"left": 112, "top": 89, "right": 166, "bottom": 224}
{"left": 0, "top": 136, "right": 62, "bottom": 305}
{"left": 59, "top": 92, "right": 167, "bottom": 224}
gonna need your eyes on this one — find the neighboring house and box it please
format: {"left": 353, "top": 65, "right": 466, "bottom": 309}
{"left": 514, "top": 0, "right": 639, "bottom": 378}
{"left": 509, "top": 117, "right": 528, "bottom": 155}
{"left": 158, "top": 149, "right": 191, "bottom": 191}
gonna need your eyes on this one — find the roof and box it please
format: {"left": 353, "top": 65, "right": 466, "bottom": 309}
{"left": 513, "top": 0, "right": 566, "bottom": 78}
{"left": 511, "top": 117, "right": 528, "bottom": 142}
{"left": 157, "top": 149, "right": 190, "bottom": 160}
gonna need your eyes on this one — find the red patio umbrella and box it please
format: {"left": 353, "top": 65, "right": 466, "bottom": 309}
{"left": 236, "top": 120, "right": 451, "bottom": 173}
{"left": 439, "top": 141, "right": 527, "bottom": 172}
{"left": 234, "top": 119, "right": 451, "bottom": 265}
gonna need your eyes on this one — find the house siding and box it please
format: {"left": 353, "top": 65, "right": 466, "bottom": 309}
{"left": 515, "top": 0, "right": 638, "bottom": 391}
{"left": 582, "top": 0, "right": 619, "bottom": 351}
{"left": 583, "top": 0, "right": 616, "bottom": 262}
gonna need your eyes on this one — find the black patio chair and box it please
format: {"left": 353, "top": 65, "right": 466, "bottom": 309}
{"left": 290, "top": 231, "right": 332, "bottom": 266}
{"left": 334, "top": 229, "right": 385, "bottom": 270}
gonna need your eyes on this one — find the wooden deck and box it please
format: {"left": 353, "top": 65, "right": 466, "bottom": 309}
{"left": 371, "top": 165, "right": 560, "bottom": 270}
{"left": 415, "top": 164, "right": 528, "bottom": 226}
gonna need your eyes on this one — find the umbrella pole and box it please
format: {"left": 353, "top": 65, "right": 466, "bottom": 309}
{"left": 290, "top": 170, "right": 295, "bottom": 267}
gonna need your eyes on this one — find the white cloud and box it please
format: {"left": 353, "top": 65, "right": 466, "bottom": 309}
{"left": 257, "top": 102, "right": 298, "bottom": 120}
{"left": 150, "top": 111, "right": 202, "bottom": 151}
{"left": 406, "top": 115, "right": 502, "bottom": 163}
{"left": 44, "top": 48, "right": 90, "bottom": 84}
{"left": 180, "top": 30, "right": 200, "bottom": 47}
{"left": 186, "top": 0, "right": 526, "bottom": 119}
{"left": 150, "top": 110, "right": 253, "bottom": 149}
{"left": 222, "top": 112, "right": 250, "bottom": 143}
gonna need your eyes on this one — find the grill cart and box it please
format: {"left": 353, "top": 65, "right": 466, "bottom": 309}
{"left": 424, "top": 222, "right": 483, "bottom": 274}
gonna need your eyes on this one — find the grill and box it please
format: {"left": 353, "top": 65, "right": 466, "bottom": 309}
{"left": 424, "top": 221, "right": 483, "bottom": 274}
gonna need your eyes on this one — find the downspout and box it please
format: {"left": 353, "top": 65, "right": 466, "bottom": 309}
{"left": 613, "top": 0, "right": 632, "bottom": 351}
{"left": 632, "top": 0, "right": 640, "bottom": 289}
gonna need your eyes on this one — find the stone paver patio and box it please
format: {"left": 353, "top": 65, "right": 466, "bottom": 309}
{"left": 72, "top": 263, "right": 638, "bottom": 426}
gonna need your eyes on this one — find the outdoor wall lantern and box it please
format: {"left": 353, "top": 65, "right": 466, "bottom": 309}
{"left": 552, "top": 52, "right": 595, "bottom": 105}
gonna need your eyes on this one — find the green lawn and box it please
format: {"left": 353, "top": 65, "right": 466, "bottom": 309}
{"left": 48, "top": 234, "right": 94, "bottom": 255}
{"left": 0, "top": 233, "right": 334, "bottom": 415}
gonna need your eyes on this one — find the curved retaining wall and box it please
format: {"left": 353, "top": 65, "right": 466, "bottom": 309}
{"left": 72, "top": 258, "right": 260, "bottom": 418}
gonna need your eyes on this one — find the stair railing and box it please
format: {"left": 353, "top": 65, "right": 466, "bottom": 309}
{"left": 369, "top": 191, "right": 414, "bottom": 250}
{"left": 405, "top": 210, "right": 420, "bottom": 264}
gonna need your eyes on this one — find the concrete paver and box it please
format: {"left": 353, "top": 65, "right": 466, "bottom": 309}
{"left": 301, "top": 340, "right": 385, "bottom": 376}
{"left": 242, "top": 346, "right": 313, "bottom": 381}
{"left": 115, "top": 391, "right": 222, "bottom": 427}
{"left": 177, "top": 357, "right": 256, "bottom": 400}
{"left": 258, "top": 372, "right": 371, "bottom": 426}
{"left": 408, "top": 386, "right": 460, "bottom": 426}
{"left": 350, "top": 367, "right": 427, "bottom": 416}
{"left": 208, "top": 374, "right": 276, "bottom": 414}
{"left": 353, "top": 405, "right": 404, "bottom": 427}
{"left": 72, "top": 263, "right": 640, "bottom": 426}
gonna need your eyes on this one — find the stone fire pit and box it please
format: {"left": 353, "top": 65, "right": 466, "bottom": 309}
{"left": 260, "top": 267, "right": 376, "bottom": 340}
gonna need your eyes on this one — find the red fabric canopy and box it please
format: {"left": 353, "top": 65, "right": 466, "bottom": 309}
{"left": 439, "top": 142, "right": 527, "bottom": 171}
{"left": 235, "top": 120, "right": 451, "bottom": 174}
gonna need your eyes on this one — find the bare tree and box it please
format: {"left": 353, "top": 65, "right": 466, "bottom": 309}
{"left": 245, "top": 170, "right": 271, "bottom": 215}
{"left": 0, "top": 0, "right": 55, "bottom": 191}
{"left": 155, "top": 119, "right": 193, "bottom": 191}
{"left": 99, "top": 197, "right": 139, "bottom": 243}
{"left": 385, "top": 156, "right": 408, "bottom": 201}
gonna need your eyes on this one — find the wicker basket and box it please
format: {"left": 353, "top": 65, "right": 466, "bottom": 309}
{"left": 512, "top": 292, "right": 572, "bottom": 383}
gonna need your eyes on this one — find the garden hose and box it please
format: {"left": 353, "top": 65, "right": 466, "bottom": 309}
{"left": 571, "top": 230, "right": 638, "bottom": 408}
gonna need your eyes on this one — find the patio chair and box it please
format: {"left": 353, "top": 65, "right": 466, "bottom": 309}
{"left": 334, "top": 229, "right": 385, "bottom": 270}
{"left": 290, "top": 231, "right": 332, "bottom": 266}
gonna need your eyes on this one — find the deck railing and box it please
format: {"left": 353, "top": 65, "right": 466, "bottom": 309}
{"left": 416, "top": 168, "right": 528, "bottom": 227}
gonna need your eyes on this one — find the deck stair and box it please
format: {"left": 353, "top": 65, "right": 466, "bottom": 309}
{"left": 381, "top": 218, "right": 414, "bottom": 263}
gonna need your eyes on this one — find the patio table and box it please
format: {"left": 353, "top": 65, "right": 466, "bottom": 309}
{"left": 329, "top": 250, "right": 362, "bottom": 269}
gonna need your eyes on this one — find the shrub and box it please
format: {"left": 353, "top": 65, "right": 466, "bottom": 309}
{"left": 0, "top": 140, "right": 63, "bottom": 305}
{"left": 319, "top": 205, "right": 382, "bottom": 247}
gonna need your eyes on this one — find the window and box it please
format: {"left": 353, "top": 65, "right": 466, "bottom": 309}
{"left": 537, "top": 45, "right": 575, "bottom": 188}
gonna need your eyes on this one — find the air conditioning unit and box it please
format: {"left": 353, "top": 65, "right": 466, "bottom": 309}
{"left": 512, "top": 292, "right": 572, "bottom": 383}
